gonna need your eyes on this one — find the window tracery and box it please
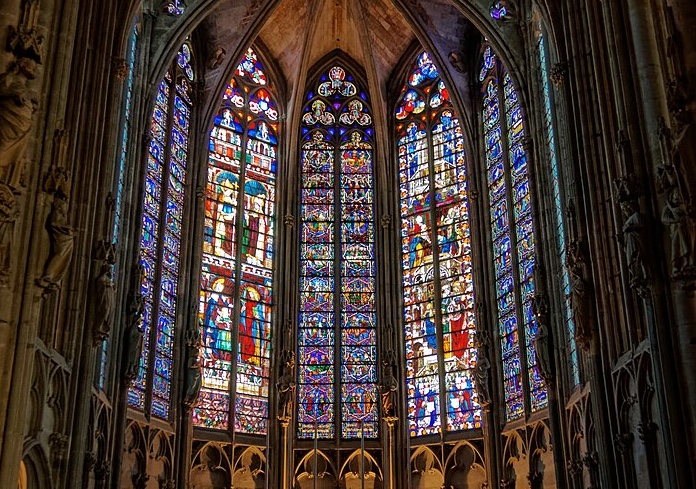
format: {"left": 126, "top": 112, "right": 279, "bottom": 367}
{"left": 396, "top": 52, "right": 481, "bottom": 437}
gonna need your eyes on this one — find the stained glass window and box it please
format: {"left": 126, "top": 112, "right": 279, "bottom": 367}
{"left": 489, "top": 1, "right": 509, "bottom": 20}
{"left": 127, "top": 42, "right": 194, "bottom": 419}
{"left": 297, "top": 65, "right": 378, "bottom": 440}
{"left": 480, "top": 44, "right": 547, "bottom": 421}
{"left": 99, "top": 23, "right": 139, "bottom": 390}
{"left": 537, "top": 30, "right": 579, "bottom": 386}
{"left": 396, "top": 52, "right": 481, "bottom": 437}
{"left": 163, "top": 0, "right": 185, "bottom": 15}
{"left": 193, "top": 47, "right": 278, "bottom": 435}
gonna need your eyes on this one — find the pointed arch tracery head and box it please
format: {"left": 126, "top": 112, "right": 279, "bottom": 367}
{"left": 395, "top": 50, "right": 482, "bottom": 438}
{"left": 193, "top": 46, "right": 278, "bottom": 436}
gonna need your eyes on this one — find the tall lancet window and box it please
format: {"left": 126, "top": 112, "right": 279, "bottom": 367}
{"left": 395, "top": 52, "right": 481, "bottom": 437}
{"left": 194, "top": 47, "right": 278, "bottom": 434}
{"left": 537, "top": 26, "right": 579, "bottom": 386}
{"left": 480, "top": 44, "right": 547, "bottom": 421}
{"left": 100, "top": 22, "right": 139, "bottom": 390}
{"left": 297, "top": 65, "right": 379, "bottom": 440}
{"left": 128, "top": 42, "right": 195, "bottom": 418}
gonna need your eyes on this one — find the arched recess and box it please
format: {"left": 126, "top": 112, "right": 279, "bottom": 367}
{"left": 444, "top": 441, "right": 487, "bottom": 488}
{"left": 21, "top": 443, "right": 51, "bottom": 489}
{"left": 528, "top": 422, "right": 554, "bottom": 488}
{"left": 338, "top": 450, "right": 383, "bottom": 488}
{"left": 189, "top": 442, "right": 232, "bottom": 489}
{"left": 410, "top": 445, "right": 445, "bottom": 489}
{"left": 294, "top": 450, "right": 337, "bottom": 489}
{"left": 231, "top": 446, "right": 267, "bottom": 488}
{"left": 500, "top": 431, "right": 527, "bottom": 488}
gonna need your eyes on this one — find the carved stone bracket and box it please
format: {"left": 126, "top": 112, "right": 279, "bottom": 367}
{"left": 613, "top": 432, "right": 634, "bottom": 455}
{"left": 550, "top": 62, "right": 568, "bottom": 87}
{"left": 284, "top": 214, "right": 295, "bottom": 228}
{"left": 566, "top": 459, "right": 583, "bottom": 477}
{"left": 48, "top": 432, "right": 69, "bottom": 471}
{"left": 207, "top": 46, "right": 226, "bottom": 70}
{"left": 7, "top": 0, "right": 44, "bottom": 63}
{"left": 637, "top": 421, "right": 658, "bottom": 445}
{"left": 380, "top": 214, "right": 391, "bottom": 229}
{"left": 112, "top": 57, "right": 127, "bottom": 81}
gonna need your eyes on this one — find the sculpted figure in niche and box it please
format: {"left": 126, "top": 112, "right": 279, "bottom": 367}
{"left": 662, "top": 188, "right": 695, "bottom": 275}
{"left": 380, "top": 350, "right": 398, "bottom": 418}
{"left": 123, "top": 264, "right": 145, "bottom": 381}
{"left": 184, "top": 324, "right": 203, "bottom": 409}
{"left": 0, "top": 57, "right": 39, "bottom": 189}
{"left": 619, "top": 198, "right": 650, "bottom": 292}
{"left": 567, "top": 241, "right": 593, "bottom": 349}
{"left": 0, "top": 185, "right": 17, "bottom": 285}
{"left": 276, "top": 349, "right": 296, "bottom": 421}
{"left": 532, "top": 294, "right": 553, "bottom": 385}
{"left": 92, "top": 260, "right": 115, "bottom": 343}
{"left": 37, "top": 192, "right": 75, "bottom": 288}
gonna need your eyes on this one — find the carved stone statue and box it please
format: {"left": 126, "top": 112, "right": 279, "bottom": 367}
{"left": 123, "top": 264, "right": 145, "bottom": 381}
{"left": 183, "top": 325, "right": 203, "bottom": 410}
{"left": 662, "top": 188, "right": 695, "bottom": 275}
{"left": 567, "top": 241, "right": 593, "bottom": 349}
{"left": 0, "top": 184, "right": 17, "bottom": 285}
{"left": 0, "top": 57, "right": 38, "bottom": 189}
{"left": 474, "top": 353, "right": 491, "bottom": 407}
{"left": 380, "top": 350, "right": 398, "bottom": 417}
{"left": 92, "top": 261, "right": 115, "bottom": 343}
{"left": 619, "top": 199, "right": 650, "bottom": 292}
{"left": 532, "top": 294, "right": 553, "bottom": 385}
{"left": 276, "top": 350, "right": 296, "bottom": 421}
{"left": 37, "top": 193, "right": 75, "bottom": 288}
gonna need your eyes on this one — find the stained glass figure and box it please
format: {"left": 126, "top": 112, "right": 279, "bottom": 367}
{"left": 396, "top": 52, "right": 481, "bottom": 437}
{"left": 480, "top": 44, "right": 547, "bottom": 421}
{"left": 538, "top": 30, "right": 579, "bottom": 385}
{"left": 127, "top": 42, "right": 194, "bottom": 419}
{"left": 298, "top": 66, "right": 378, "bottom": 440}
{"left": 193, "top": 47, "right": 278, "bottom": 434}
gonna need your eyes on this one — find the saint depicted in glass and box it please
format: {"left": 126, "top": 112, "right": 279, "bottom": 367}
{"left": 193, "top": 47, "right": 278, "bottom": 435}
{"left": 396, "top": 52, "right": 481, "bottom": 437}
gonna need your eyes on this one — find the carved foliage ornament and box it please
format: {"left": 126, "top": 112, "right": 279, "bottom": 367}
{"left": 7, "top": 0, "right": 44, "bottom": 63}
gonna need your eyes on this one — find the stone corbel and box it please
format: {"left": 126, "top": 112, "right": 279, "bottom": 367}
{"left": 7, "top": 0, "right": 44, "bottom": 63}
{"left": 112, "top": 57, "right": 127, "bottom": 82}
{"left": 48, "top": 432, "right": 70, "bottom": 471}
{"left": 550, "top": 62, "right": 567, "bottom": 87}
{"left": 206, "top": 46, "right": 226, "bottom": 70}
{"left": 44, "top": 129, "right": 70, "bottom": 197}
